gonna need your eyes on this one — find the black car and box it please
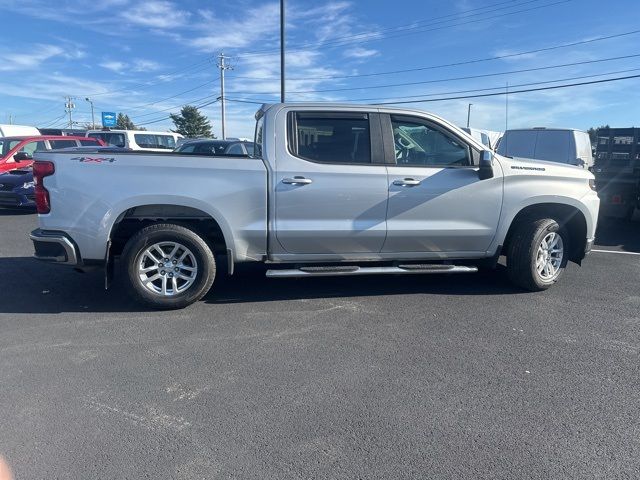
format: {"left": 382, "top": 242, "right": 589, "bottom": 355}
{"left": 0, "top": 167, "right": 34, "bottom": 208}
{"left": 174, "top": 139, "right": 254, "bottom": 156}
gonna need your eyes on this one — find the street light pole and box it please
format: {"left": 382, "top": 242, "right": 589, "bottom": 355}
{"left": 466, "top": 103, "right": 473, "bottom": 128}
{"left": 280, "top": 0, "right": 285, "bottom": 103}
{"left": 85, "top": 97, "right": 95, "bottom": 129}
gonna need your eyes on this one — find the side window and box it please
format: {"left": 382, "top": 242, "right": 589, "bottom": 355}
{"left": 391, "top": 116, "right": 470, "bottom": 167}
{"left": 254, "top": 116, "right": 264, "bottom": 158}
{"left": 49, "top": 140, "right": 77, "bottom": 149}
{"left": 80, "top": 139, "right": 99, "bottom": 146}
{"left": 105, "top": 133, "right": 125, "bottom": 147}
{"left": 177, "top": 144, "right": 196, "bottom": 153}
{"left": 290, "top": 112, "right": 371, "bottom": 164}
{"left": 226, "top": 144, "right": 245, "bottom": 155}
{"left": 20, "top": 141, "right": 46, "bottom": 155}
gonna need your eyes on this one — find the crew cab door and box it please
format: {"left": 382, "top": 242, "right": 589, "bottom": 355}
{"left": 382, "top": 114, "right": 503, "bottom": 253}
{"left": 274, "top": 110, "right": 389, "bottom": 255}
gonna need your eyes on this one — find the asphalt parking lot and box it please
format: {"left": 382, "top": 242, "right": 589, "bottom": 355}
{"left": 0, "top": 211, "right": 639, "bottom": 479}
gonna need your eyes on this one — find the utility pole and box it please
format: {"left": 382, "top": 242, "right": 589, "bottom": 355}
{"left": 8, "top": 113, "right": 13, "bottom": 125}
{"left": 217, "top": 53, "right": 233, "bottom": 140}
{"left": 65, "top": 96, "right": 76, "bottom": 129}
{"left": 280, "top": 0, "right": 285, "bottom": 103}
{"left": 85, "top": 97, "right": 95, "bottom": 129}
{"left": 466, "top": 103, "right": 473, "bottom": 128}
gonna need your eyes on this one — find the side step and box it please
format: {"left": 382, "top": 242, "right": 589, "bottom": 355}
{"left": 265, "top": 264, "right": 478, "bottom": 278}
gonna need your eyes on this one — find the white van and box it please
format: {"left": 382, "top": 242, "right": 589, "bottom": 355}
{"left": 0, "top": 124, "right": 40, "bottom": 137}
{"left": 496, "top": 128, "right": 593, "bottom": 169}
{"left": 85, "top": 129, "right": 184, "bottom": 152}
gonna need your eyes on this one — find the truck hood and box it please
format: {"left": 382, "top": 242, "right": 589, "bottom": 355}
{"left": 497, "top": 154, "right": 593, "bottom": 180}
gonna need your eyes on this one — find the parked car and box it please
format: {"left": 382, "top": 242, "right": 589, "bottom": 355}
{"left": 0, "top": 124, "right": 40, "bottom": 137}
{"left": 30, "top": 103, "right": 599, "bottom": 309}
{"left": 0, "top": 135, "right": 104, "bottom": 173}
{"left": 496, "top": 128, "right": 593, "bottom": 169}
{"left": 0, "top": 167, "right": 34, "bottom": 208}
{"left": 174, "top": 139, "right": 254, "bottom": 156}
{"left": 85, "top": 129, "right": 183, "bottom": 152}
{"left": 593, "top": 127, "right": 640, "bottom": 219}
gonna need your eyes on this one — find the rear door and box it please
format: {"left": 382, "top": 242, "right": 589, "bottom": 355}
{"left": 274, "top": 110, "right": 389, "bottom": 255}
{"left": 382, "top": 114, "right": 502, "bottom": 253}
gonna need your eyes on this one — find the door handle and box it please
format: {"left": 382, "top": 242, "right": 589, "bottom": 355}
{"left": 282, "top": 176, "right": 313, "bottom": 185}
{"left": 393, "top": 178, "right": 421, "bottom": 187}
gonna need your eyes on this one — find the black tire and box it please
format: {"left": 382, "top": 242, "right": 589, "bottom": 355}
{"left": 120, "top": 223, "right": 216, "bottom": 309}
{"left": 506, "top": 217, "right": 569, "bottom": 291}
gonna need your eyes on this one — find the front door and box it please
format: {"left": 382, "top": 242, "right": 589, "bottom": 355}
{"left": 382, "top": 114, "right": 503, "bottom": 254}
{"left": 274, "top": 110, "right": 389, "bottom": 255}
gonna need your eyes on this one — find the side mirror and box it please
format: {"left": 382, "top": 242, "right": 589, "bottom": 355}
{"left": 478, "top": 150, "right": 494, "bottom": 180}
{"left": 14, "top": 152, "right": 33, "bottom": 162}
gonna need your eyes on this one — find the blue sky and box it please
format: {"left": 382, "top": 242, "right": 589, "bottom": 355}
{"left": 0, "top": 0, "right": 639, "bottom": 138}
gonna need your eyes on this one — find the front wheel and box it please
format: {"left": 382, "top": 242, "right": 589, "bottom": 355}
{"left": 120, "top": 223, "right": 216, "bottom": 309}
{"left": 506, "top": 218, "right": 569, "bottom": 291}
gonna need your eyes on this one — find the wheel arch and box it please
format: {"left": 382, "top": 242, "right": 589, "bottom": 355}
{"left": 106, "top": 203, "right": 233, "bottom": 275}
{"left": 502, "top": 202, "right": 588, "bottom": 264}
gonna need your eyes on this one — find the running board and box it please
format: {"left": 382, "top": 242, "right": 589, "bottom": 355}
{"left": 265, "top": 264, "right": 478, "bottom": 278}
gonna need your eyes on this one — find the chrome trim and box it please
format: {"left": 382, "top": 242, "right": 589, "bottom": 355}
{"left": 266, "top": 265, "right": 478, "bottom": 278}
{"left": 30, "top": 230, "right": 79, "bottom": 265}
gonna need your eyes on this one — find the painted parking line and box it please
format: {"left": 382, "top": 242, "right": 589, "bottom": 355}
{"left": 592, "top": 249, "right": 640, "bottom": 256}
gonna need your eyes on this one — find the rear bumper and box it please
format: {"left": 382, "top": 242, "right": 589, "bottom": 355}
{"left": 30, "top": 229, "right": 80, "bottom": 266}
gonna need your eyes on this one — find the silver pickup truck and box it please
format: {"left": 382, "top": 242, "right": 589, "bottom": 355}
{"left": 30, "top": 103, "right": 600, "bottom": 309}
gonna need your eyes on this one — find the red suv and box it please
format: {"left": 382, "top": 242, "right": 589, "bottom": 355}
{"left": 0, "top": 135, "right": 104, "bottom": 173}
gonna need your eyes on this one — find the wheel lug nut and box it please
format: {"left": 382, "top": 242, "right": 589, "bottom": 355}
{"left": 174, "top": 267, "right": 179, "bottom": 272}
{"left": 169, "top": 273, "right": 174, "bottom": 278}
{"left": 172, "top": 260, "right": 177, "bottom": 264}
{"left": 160, "top": 270, "right": 166, "bottom": 275}
{"left": 158, "top": 263, "right": 163, "bottom": 267}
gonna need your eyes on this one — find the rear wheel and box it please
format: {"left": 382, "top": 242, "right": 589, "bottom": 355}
{"left": 506, "top": 217, "right": 569, "bottom": 291}
{"left": 121, "top": 223, "right": 216, "bottom": 309}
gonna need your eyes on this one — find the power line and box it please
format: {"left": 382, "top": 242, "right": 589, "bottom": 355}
{"left": 126, "top": 76, "right": 220, "bottom": 111}
{"left": 232, "top": 29, "right": 640, "bottom": 82}
{"left": 371, "top": 73, "right": 640, "bottom": 105}
{"left": 230, "top": 53, "right": 640, "bottom": 96}
{"left": 237, "top": 0, "right": 571, "bottom": 58}
{"left": 136, "top": 98, "right": 221, "bottom": 127}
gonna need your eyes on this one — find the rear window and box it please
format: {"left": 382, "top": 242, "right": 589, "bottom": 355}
{"left": 49, "top": 139, "right": 78, "bottom": 149}
{"left": 497, "top": 131, "right": 536, "bottom": 158}
{"left": 289, "top": 112, "right": 371, "bottom": 164}
{"left": 134, "top": 134, "right": 175, "bottom": 149}
{"left": 533, "top": 131, "right": 571, "bottom": 163}
{"left": 89, "top": 132, "right": 126, "bottom": 148}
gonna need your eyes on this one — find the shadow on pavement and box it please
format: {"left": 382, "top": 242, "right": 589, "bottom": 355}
{"left": 595, "top": 216, "right": 640, "bottom": 253}
{"left": 0, "top": 256, "right": 524, "bottom": 314}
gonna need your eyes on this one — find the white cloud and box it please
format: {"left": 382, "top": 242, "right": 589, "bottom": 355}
{"left": 344, "top": 47, "right": 379, "bottom": 59}
{"left": 132, "top": 59, "right": 162, "bottom": 72}
{"left": 99, "top": 61, "right": 127, "bottom": 73}
{"left": 120, "top": 0, "right": 190, "bottom": 28}
{"left": 0, "top": 44, "right": 64, "bottom": 71}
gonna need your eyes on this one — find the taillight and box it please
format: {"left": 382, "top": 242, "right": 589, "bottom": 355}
{"left": 33, "top": 161, "right": 55, "bottom": 214}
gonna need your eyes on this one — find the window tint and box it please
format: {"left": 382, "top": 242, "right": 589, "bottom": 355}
{"left": 20, "top": 141, "right": 46, "bottom": 155}
{"left": 534, "top": 131, "right": 571, "bottom": 163}
{"left": 134, "top": 134, "right": 175, "bottom": 149}
{"left": 291, "top": 112, "right": 371, "bottom": 164}
{"left": 226, "top": 143, "right": 245, "bottom": 155}
{"left": 244, "top": 143, "right": 254, "bottom": 155}
{"left": 49, "top": 140, "right": 77, "bottom": 149}
{"left": 194, "top": 142, "right": 228, "bottom": 155}
{"left": 80, "top": 139, "right": 100, "bottom": 146}
{"left": 391, "top": 117, "right": 470, "bottom": 167}
{"left": 254, "top": 116, "right": 263, "bottom": 157}
{"left": 497, "top": 131, "right": 536, "bottom": 158}
{"left": 176, "top": 144, "right": 196, "bottom": 153}
{"left": 90, "top": 132, "right": 125, "bottom": 147}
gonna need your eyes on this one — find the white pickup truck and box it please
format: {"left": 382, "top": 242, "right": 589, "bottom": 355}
{"left": 30, "top": 103, "right": 600, "bottom": 309}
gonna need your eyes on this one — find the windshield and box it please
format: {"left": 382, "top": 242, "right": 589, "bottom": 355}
{"left": 0, "top": 138, "right": 24, "bottom": 157}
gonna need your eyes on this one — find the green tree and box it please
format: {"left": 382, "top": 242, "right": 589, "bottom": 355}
{"left": 587, "top": 124, "right": 609, "bottom": 144}
{"left": 116, "top": 113, "right": 139, "bottom": 130}
{"left": 170, "top": 105, "right": 213, "bottom": 138}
